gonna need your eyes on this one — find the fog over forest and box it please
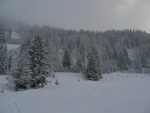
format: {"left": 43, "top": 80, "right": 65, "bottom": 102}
{"left": 0, "top": 0, "right": 150, "bottom": 32}
{"left": 0, "top": 1, "right": 150, "bottom": 113}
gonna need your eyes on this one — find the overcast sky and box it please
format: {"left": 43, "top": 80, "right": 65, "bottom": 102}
{"left": 0, "top": 0, "right": 150, "bottom": 32}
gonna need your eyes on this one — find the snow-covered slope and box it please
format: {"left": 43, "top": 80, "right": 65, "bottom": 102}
{"left": 11, "top": 32, "right": 20, "bottom": 39}
{"left": 0, "top": 73, "right": 150, "bottom": 113}
{"left": 7, "top": 44, "right": 19, "bottom": 51}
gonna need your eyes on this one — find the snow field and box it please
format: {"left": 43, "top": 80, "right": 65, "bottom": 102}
{"left": 0, "top": 72, "right": 150, "bottom": 113}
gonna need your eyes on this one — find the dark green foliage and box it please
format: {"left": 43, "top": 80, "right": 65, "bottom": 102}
{"left": 0, "top": 47, "right": 7, "bottom": 74}
{"left": 76, "top": 57, "right": 82, "bottom": 72}
{"left": 63, "top": 50, "right": 71, "bottom": 70}
{"left": 11, "top": 39, "right": 31, "bottom": 90}
{"left": 0, "top": 25, "right": 7, "bottom": 74}
{"left": 19, "top": 27, "right": 150, "bottom": 73}
{"left": 11, "top": 36, "right": 49, "bottom": 90}
{"left": 29, "top": 36, "right": 48, "bottom": 88}
{"left": 86, "top": 48, "right": 102, "bottom": 81}
{"left": 8, "top": 25, "right": 150, "bottom": 77}
{"left": 117, "top": 48, "right": 130, "bottom": 70}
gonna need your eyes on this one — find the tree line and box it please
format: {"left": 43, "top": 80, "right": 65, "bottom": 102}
{"left": 15, "top": 26, "right": 150, "bottom": 73}
{"left": 1, "top": 24, "right": 150, "bottom": 90}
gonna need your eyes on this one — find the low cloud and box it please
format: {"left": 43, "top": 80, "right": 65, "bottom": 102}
{"left": 0, "top": 0, "right": 150, "bottom": 32}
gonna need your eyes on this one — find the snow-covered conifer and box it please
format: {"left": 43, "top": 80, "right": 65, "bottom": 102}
{"left": 0, "top": 25, "right": 7, "bottom": 74}
{"left": 29, "top": 36, "right": 48, "bottom": 88}
{"left": 86, "top": 48, "right": 102, "bottom": 81}
{"left": 10, "top": 39, "right": 31, "bottom": 90}
{"left": 63, "top": 50, "right": 71, "bottom": 71}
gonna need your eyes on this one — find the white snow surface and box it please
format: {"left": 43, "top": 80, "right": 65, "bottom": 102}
{"left": 0, "top": 72, "right": 150, "bottom": 113}
{"left": 7, "top": 44, "right": 19, "bottom": 51}
{"left": 11, "top": 32, "right": 20, "bottom": 39}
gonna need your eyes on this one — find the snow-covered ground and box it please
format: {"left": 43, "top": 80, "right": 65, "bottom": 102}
{"left": 11, "top": 32, "right": 20, "bottom": 39}
{"left": 0, "top": 72, "right": 150, "bottom": 113}
{"left": 7, "top": 44, "right": 19, "bottom": 51}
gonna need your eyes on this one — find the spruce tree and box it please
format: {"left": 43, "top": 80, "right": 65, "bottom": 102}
{"left": 117, "top": 48, "right": 130, "bottom": 71}
{"left": 86, "top": 49, "right": 102, "bottom": 81}
{"left": 92, "top": 47, "right": 102, "bottom": 78}
{"left": 29, "top": 36, "right": 48, "bottom": 88}
{"left": 76, "top": 56, "right": 82, "bottom": 72}
{"left": 63, "top": 50, "right": 71, "bottom": 71}
{"left": 10, "top": 40, "right": 31, "bottom": 90}
{"left": 0, "top": 25, "right": 7, "bottom": 74}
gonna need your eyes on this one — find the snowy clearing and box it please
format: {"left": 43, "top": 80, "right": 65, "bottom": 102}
{"left": 0, "top": 72, "right": 150, "bottom": 113}
{"left": 11, "top": 32, "right": 20, "bottom": 39}
{"left": 7, "top": 44, "right": 19, "bottom": 51}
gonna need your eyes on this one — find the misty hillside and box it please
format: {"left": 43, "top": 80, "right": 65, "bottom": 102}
{"left": 1, "top": 24, "right": 150, "bottom": 74}
{"left": 1, "top": 1, "right": 150, "bottom": 113}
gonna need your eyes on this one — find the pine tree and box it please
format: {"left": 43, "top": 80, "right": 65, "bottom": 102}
{"left": 10, "top": 40, "right": 31, "bottom": 90}
{"left": 43, "top": 38, "right": 56, "bottom": 75}
{"left": 75, "top": 56, "right": 82, "bottom": 72}
{"left": 92, "top": 47, "right": 102, "bottom": 77}
{"left": 29, "top": 36, "right": 48, "bottom": 88}
{"left": 117, "top": 48, "right": 130, "bottom": 71}
{"left": 63, "top": 50, "right": 71, "bottom": 71}
{"left": 0, "top": 25, "right": 7, "bottom": 74}
{"left": 86, "top": 49, "right": 102, "bottom": 81}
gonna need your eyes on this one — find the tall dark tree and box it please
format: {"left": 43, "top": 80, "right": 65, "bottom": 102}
{"left": 29, "top": 36, "right": 48, "bottom": 87}
{"left": 92, "top": 47, "right": 102, "bottom": 76}
{"left": 117, "top": 48, "right": 130, "bottom": 70}
{"left": 63, "top": 50, "right": 71, "bottom": 71}
{"left": 11, "top": 40, "right": 31, "bottom": 90}
{"left": 0, "top": 25, "right": 7, "bottom": 74}
{"left": 86, "top": 49, "right": 102, "bottom": 81}
{"left": 75, "top": 56, "right": 82, "bottom": 72}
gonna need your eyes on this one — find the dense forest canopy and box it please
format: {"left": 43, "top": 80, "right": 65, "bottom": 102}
{"left": 1, "top": 21, "right": 150, "bottom": 89}
{"left": 1, "top": 22, "right": 150, "bottom": 75}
